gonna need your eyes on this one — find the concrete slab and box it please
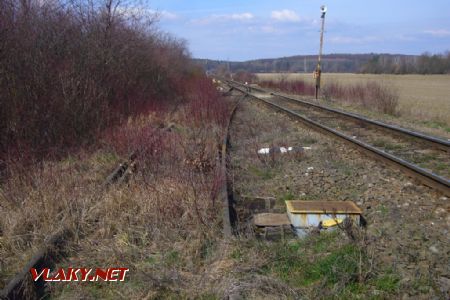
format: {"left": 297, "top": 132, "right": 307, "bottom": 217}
{"left": 254, "top": 213, "right": 291, "bottom": 227}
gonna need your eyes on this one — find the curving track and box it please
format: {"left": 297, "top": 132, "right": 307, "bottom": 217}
{"left": 227, "top": 80, "right": 450, "bottom": 196}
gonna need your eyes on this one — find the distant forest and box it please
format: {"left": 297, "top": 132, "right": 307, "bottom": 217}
{"left": 196, "top": 52, "right": 450, "bottom": 74}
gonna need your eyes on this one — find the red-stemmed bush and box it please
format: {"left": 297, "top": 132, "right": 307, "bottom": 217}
{"left": 0, "top": 0, "right": 200, "bottom": 162}
{"left": 323, "top": 81, "right": 399, "bottom": 115}
{"left": 259, "top": 79, "right": 316, "bottom": 96}
{"left": 258, "top": 78, "right": 398, "bottom": 115}
{"left": 183, "top": 76, "right": 231, "bottom": 128}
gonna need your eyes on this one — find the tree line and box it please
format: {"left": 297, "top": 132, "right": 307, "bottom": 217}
{"left": 199, "top": 52, "right": 450, "bottom": 74}
{"left": 360, "top": 52, "right": 450, "bottom": 74}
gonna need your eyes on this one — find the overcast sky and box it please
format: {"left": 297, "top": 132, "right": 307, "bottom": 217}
{"left": 144, "top": 0, "right": 450, "bottom": 61}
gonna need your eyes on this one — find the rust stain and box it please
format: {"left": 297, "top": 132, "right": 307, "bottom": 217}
{"left": 300, "top": 214, "right": 308, "bottom": 227}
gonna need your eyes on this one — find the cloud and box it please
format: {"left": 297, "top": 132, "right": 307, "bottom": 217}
{"left": 423, "top": 29, "right": 450, "bottom": 37}
{"left": 230, "top": 13, "right": 254, "bottom": 21}
{"left": 191, "top": 13, "right": 254, "bottom": 25}
{"left": 271, "top": 9, "right": 301, "bottom": 22}
{"left": 158, "top": 10, "right": 178, "bottom": 20}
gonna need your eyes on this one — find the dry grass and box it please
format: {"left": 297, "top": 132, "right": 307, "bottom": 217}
{"left": 257, "top": 73, "right": 450, "bottom": 127}
{"left": 259, "top": 78, "right": 399, "bottom": 116}
{"left": 0, "top": 81, "right": 234, "bottom": 298}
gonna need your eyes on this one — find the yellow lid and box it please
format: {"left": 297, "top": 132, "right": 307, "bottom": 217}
{"left": 322, "top": 218, "right": 343, "bottom": 228}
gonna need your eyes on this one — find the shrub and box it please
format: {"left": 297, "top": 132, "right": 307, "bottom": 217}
{"left": 323, "top": 81, "right": 399, "bottom": 115}
{"left": 258, "top": 78, "right": 398, "bottom": 116}
{"left": 234, "top": 71, "right": 257, "bottom": 83}
{"left": 0, "top": 0, "right": 199, "bottom": 161}
{"left": 259, "top": 78, "right": 315, "bottom": 96}
{"left": 183, "top": 76, "right": 231, "bottom": 128}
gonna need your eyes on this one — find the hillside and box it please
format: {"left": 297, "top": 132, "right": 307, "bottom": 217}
{"left": 195, "top": 53, "right": 450, "bottom": 74}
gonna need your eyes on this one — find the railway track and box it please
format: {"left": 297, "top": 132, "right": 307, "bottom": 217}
{"left": 227, "top": 80, "right": 450, "bottom": 197}
{"left": 1, "top": 81, "right": 447, "bottom": 298}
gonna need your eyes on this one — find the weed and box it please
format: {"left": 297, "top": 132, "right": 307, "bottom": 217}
{"left": 248, "top": 165, "right": 276, "bottom": 180}
{"left": 414, "top": 153, "right": 437, "bottom": 163}
{"left": 265, "top": 232, "right": 360, "bottom": 288}
{"left": 421, "top": 120, "right": 450, "bottom": 133}
{"left": 330, "top": 160, "right": 353, "bottom": 176}
{"left": 373, "top": 139, "right": 389, "bottom": 148}
{"left": 374, "top": 274, "right": 400, "bottom": 292}
{"left": 372, "top": 139, "right": 404, "bottom": 151}
{"left": 299, "top": 193, "right": 322, "bottom": 201}
{"left": 165, "top": 250, "right": 181, "bottom": 268}
{"left": 230, "top": 248, "right": 243, "bottom": 261}
{"left": 309, "top": 244, "right": 359, "bottom": 284}
{"left": 299, "top": 136, "right": 317, "bottom": 146}
{"left": 281, "top": 192, "right": 295, "bottom": 201}
{"left": 434, "top": 162, "right": 447, "bottom": 171}
{"left": 338, "top": 123, "right": 351, "bottom": 131}
{"left": 379, "top": 205, "right": 389, "bottom": 216}
{"left": 198, "top": 293, "right": 219, "bottom": 300}
{"left": 310, "top": 231, "right": 340, "bottom": 252}
{"left": 411, "top": 276, "right": 433, "bottom": 294}
{"left": 199, "top": 239, "right": 217, "bottom": 260}
{"left": 145, "top": 255, "right": 159, "bottom": 267}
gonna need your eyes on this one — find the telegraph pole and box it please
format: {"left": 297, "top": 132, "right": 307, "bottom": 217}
{"left": 315, "top": 5, "right": 327, "bottom": 99}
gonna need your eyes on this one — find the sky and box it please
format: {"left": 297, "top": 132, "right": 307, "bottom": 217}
{"left": 140, "top": 0, "right": 450, "bottom": 61}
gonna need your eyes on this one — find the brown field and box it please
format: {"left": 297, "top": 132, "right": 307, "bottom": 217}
{"left": 257, "top": 73, "right": 450, "bottom": 128}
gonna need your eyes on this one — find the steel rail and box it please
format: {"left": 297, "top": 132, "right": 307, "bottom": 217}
{"left": 228, "top": 80, "right": 450, "bottom": 152}
{"left": 221, "top": 93, "right": 243, "bottom": 237}
{"left": 1, "top": 154, "right": 138, "bottom": 299}
{"left": 228, "top": 82, "right": 450, "bottom": 197}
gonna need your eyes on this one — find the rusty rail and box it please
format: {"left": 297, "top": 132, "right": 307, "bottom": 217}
{"left": 1, "top": 154, "right": 138, "bottom": 299}
{"left": 1, "top": 86, "right": 242, "bottom": 299}
{"left": 220, "top": 91, "right": 243, "bottom": 236}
